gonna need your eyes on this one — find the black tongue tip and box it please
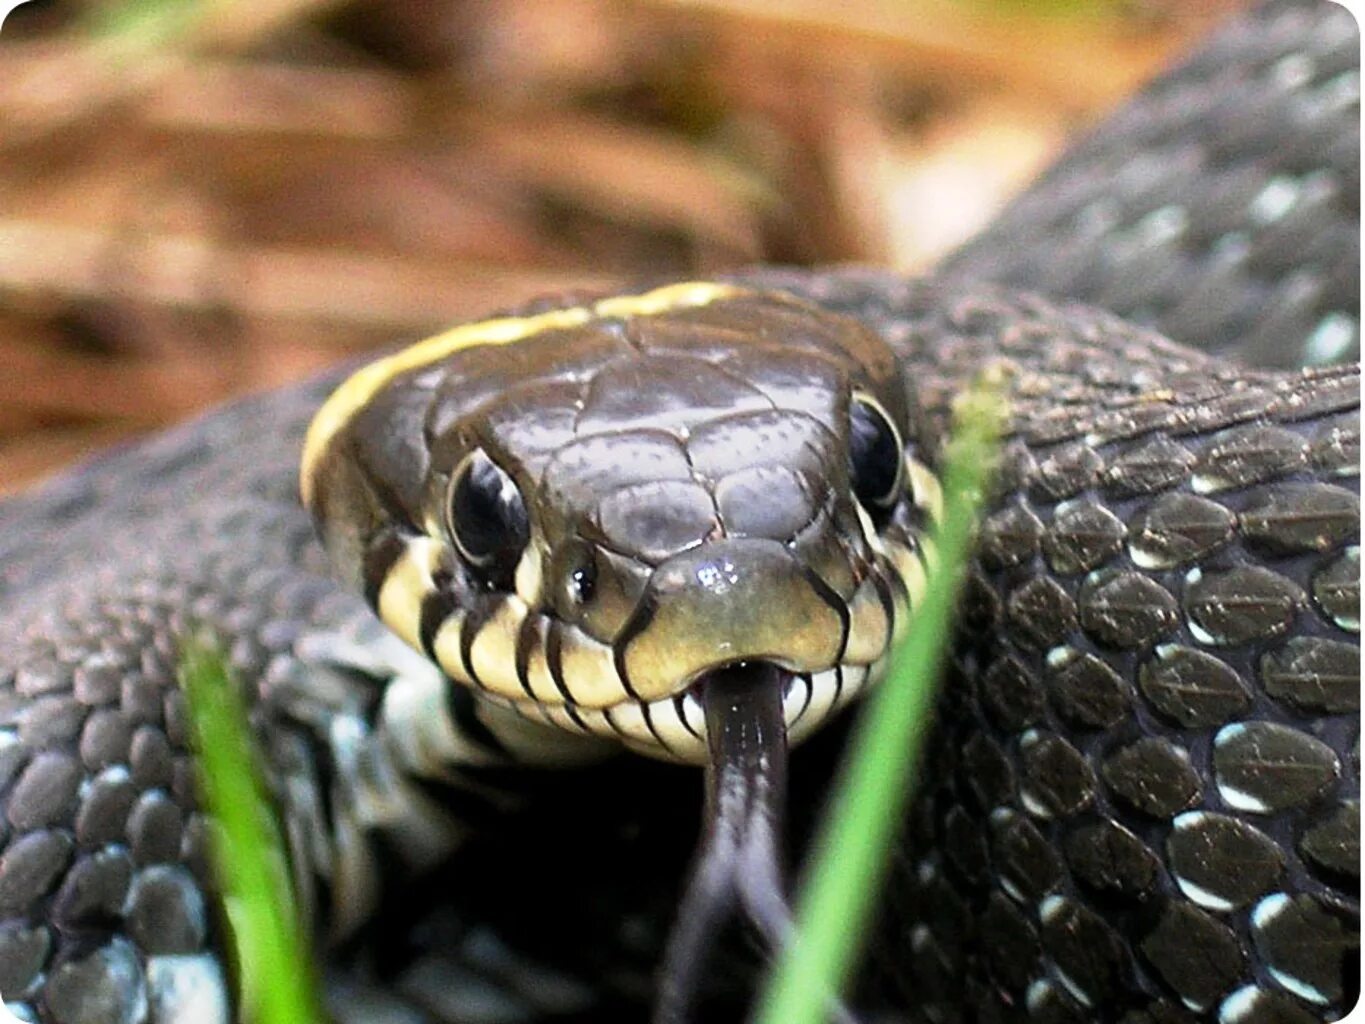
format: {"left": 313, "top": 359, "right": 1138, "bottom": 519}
{"left": 652, "top": 662, "right": 793, "bottom": 1024}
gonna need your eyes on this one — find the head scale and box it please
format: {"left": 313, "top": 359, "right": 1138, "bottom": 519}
{"left": 302, "top": 283, "right": 936, "bottom": 764}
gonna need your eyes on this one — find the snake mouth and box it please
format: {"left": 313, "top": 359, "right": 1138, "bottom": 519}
{"left": 489, "top": 658, "right": 882, "bottom": 764}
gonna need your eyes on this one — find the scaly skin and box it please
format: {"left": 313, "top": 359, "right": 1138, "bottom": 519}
{"left": 0, "top": 2, "right": 1357, "bottom": 1022}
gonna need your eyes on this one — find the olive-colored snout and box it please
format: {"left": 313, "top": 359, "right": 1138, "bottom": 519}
{"left": 621, "top": 538, "right": 846, "bottom": 700}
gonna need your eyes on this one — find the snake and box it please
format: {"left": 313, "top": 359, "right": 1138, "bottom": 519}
{"left": 0, "top": 1, "right": 1358, "bottom": 1022}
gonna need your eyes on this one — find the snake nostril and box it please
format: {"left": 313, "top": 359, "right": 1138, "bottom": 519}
{"left": 559, "top": 539, "right": 600, "bottom": 607}
{"left": 570, "top": 557, "right": 598, "bottom": 605}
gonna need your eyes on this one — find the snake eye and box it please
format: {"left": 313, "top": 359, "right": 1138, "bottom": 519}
{"left": 849, "top": 394, "right": 904, "bottom": 511}
{"left": 447, "top": 450, "right": 529, "bottom": 582}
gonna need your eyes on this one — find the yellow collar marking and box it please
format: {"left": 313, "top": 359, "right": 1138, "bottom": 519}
{"left": 300, "top": 281, "right": 741, "bottom": 507}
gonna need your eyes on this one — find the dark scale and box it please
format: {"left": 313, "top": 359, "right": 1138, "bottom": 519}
{"left": 1042, "top": 500, "right": 1128, "bottom": 575}
{"left": 1129, "top": 492, "right": 1237, "bottom": 568}
{"left": 1140, "top": 902, "right": 1246, "bottom": 1013}
{"left": 1240, "top": 483, "right": 1360, "bottom": 554}
{"left": 1102, "top": 738, "right": 1204, "bottom": 820}
{"left": 1213, "top": 722, "right": 1340, "bottom": 815}
{"left": 1251, "top": 893, "right": 1358, "bottom": 1007}
{"left": 1047, "top": 651, "right": 1131, "bottom": 730}
{"left": 1079, "top": 570, "right": 1182, "bottom": 649}
{"left": 1184, "top": 566, "right": 1305, "bottom": 646}
{"left": 1165, "top": 811, "right": 1286, "bottom": 910}
{"left": 1138, "top": 646, "right": 1253, "bottom": 728}
{"left": 1063, "top": 820, "right": 1162, "bottom": 900}
{"left": 1300, "top": 802, "right": 1360, "bottom": 882}
{"left": 1260, "top": 637, "right": 1360, "bottom": 714}
{"left": 1311, "top": 547, "right": 1360, "bottom": 630}
{"left": 1102, "top": 438, "right": 1198, "bottom": 497}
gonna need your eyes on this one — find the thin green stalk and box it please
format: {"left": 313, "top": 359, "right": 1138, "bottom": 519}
{"left": 178, "top": 634, "right": 323, "bottom": 1024}
{"left": 754, "top": 377, "right": 1004, "bottom": 1024}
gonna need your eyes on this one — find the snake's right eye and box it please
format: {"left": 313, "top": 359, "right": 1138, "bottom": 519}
{"left": 447, "top": 450, "right": 529, "bottom": 583}
{"left": 848, "top": 393, "right": 904, "bottom": 512}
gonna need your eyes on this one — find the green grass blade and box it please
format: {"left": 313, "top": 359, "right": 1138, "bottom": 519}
{"left": 178, "top": 634, "right": 323, "bottom": 1024}
{"left": 754, "top": 375, "right": 1004, "bottom": 1024}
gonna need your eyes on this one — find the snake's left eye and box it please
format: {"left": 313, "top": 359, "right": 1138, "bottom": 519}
{"left": 848, "top": 394, "right": 904, "bottom": 511}
{"left": 447, "top": 450, "right": 529, "bottom": 582}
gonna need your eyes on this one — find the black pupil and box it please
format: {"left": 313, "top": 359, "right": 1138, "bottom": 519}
{"left": 849, "top": 399, "right": 901, "bottom": 510}
{"left": 450, "top": 452, "right": 529, "bottom": 579}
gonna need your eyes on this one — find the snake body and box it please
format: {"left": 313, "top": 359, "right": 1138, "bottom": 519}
{"left": 0, "top": 2, "right": 1358, "bottom": 1023}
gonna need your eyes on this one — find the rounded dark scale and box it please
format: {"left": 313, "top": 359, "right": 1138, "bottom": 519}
{"left": 1128, "top": 491, "right": 1236, "bottom": 569}
{"left": 979, "top": 655, "right": 1046, "bottom": 731}
{"left": 139, "top": 643, "right": 176, "bottom": 691}
{"left": 1138, "top": 644, "right": 1252, "bottom": 727}
{"left": 919, "top": 864, "right": 974, "bottom": 960}
{"left": 1240, "top": 483, "right": 1360, "bottom": 554}
{"left": 1139, "top": 900, "right": 1246, "bottom": 1012}
{"left": 78, "top": 708, "right": 133, "bottom": 770}
{"left": 1024, "top": 978, "right": 1091, "bottom": 1024}
{"left": 6, "top": 749, "right": 82, "bottom": 830}
{"left": 1078, "top": 570, "right": 1180, "bottom": 649}
{"left": 129, "top": 725, "right": 174, "bottom": 790}
{"left": 1018, "top": 730, "right": 1097, "bottom": 819}
{"left": 162, "top": 688, "right": 189, "bottom": 748}
{"left": 994, "top": 438, "right": 1040, "bottom": 494}
{"left": 171, "top": 754, "right": 197, "bottom": 808}
{"left": 0, "top": 828, "right": 73, "bottom": 915}
{"left": 1039, "top": 895, "right": 1126, "bottom": 1007}
{"left": 1102, "top": 436, "right": 1196, "bottom": 497}
{"left": 1184, "top": 566, "right": 1304, "bottom": 646}
{"left": 42, "top": 937, "right": 148, "bottom": 1024}
{"left": 1063, "top": 819, "right": 1161, "bottom": 899}
{"left": 942, "top": 805, "right": 991, "bottom": 886}
{"left": 126, "top": 790, "right": 185, "bottom": 866}
{"left": 0, "top": 921, "right": 50, "bottom": 998}
{"left": 1031, "top": 442, "right": 1105, "bottom": 501}
{"left": 978, "top": 502, "right": 1044, "bottom": 569}
{"left": 1118, "top": 1000, "right": 1200, "bottom": 1024}
{"left": 1251, "top": 892, "right": 1356, "bottom": 1007}
{"left": 72, "top": 657, "right": 123, "bottom": 706}
{"left": 74, "top": 768, "right": 138, "bottom": 847}
{"left": 1213, "top": 722, "right": 1340, "bottom": 815}
{"left": 119, "top": 674, "right": 163, "bottom": 726}
{"left": 1006, "top": 576, "right": 1078, "bottom": 649}
{"left": 981, "top": 891, "right": 1042, "bottom": 992}
{"left": 1042, "top": 499, "right": 1127, "bottom": 575}
{"left": 1166, "top": 811, "right": 1285, "bottom": 910}
{"left": 1299, "top": 800, "right": 1359, "bottom": 880}
{"left": 902, "top": 929, "right": 958, "bottom": 1023}
{"left": 1102, "top": 737, "right": 1202, "bottom": 819}
{"left": 961, "top": 568, "right": 1003, "bottom": 633}
{"left": 18, "top": 695, "right": 86, "bottom": 748}
{"left": 180, "top": 813, "right": 214, "bottom": 888}
{"left": 961, "top": 732, "right": 1016, "bottom": 811}
{"left": 1311, "top": 546, "right": 1360, "bottom": 632}
{"left": 126, "top": 864, "right": 208, "bottom": 954}
{"left": 1192, "top": 424, "right": 1307, "bottom": 492}
{"left": 52, "top": 846, "right": 134, "bottom": 927}
{"left": 1260, "top": 636, "right": 1360, "bottom": 714}
{"left": 990, "top": 807, "right": 1065, "bottom": 902}
{"left": 1046, "top": 648, "right": 1130, "bottom": 729}
{"left": 1308, "top": 421, "right": 1360, "bottom": 477}
{"left": 1215, "top": 986, "right": 1319, "bottom": 1024}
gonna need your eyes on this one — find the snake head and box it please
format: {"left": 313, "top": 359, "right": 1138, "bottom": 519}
{"left": 301, "top": 282, "right": 938, "bottom": 764}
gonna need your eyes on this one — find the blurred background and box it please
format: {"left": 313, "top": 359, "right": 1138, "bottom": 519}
{"left": 0, "top": 0, "right": 1252, "bottom": 495}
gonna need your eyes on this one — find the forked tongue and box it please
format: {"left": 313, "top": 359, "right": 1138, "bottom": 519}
{"left": 652, "top": 663, "right": 856, "bottom": 1024}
